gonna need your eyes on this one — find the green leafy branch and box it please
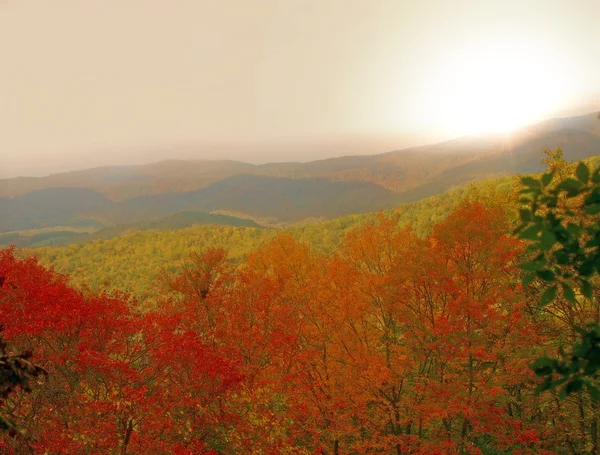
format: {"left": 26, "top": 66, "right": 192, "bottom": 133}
{"left": 516, "top": 160, "right": 600, "bottom": 398}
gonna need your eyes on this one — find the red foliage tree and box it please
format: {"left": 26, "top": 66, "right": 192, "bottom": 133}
{"left": 0, "top": 248, "right": 241, "bottom": 454}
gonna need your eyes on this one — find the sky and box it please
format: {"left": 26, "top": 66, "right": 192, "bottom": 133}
{"left": 1, "top": 0, "right": 599, "bottom": 177}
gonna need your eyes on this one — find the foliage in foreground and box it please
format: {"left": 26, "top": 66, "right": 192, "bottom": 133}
{"left": 0, "top": 201, "right": 580, "bottom": 454}
{"left": 3, "top": 152, "right": 600, "bottom": 453}
{"left": 517, "top": 149, "right": 600, "bottom": 401}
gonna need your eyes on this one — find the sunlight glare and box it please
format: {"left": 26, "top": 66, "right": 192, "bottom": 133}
{"left": 420, "top": 38, "right": 568, "bottom": 136}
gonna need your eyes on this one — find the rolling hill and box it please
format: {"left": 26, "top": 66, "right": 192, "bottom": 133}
{"left": 18, "top": 152, "right": 600, "bottom": 300}
{"left": 1, "top": 111, "right": 599, "bottom": 232}
{"left": 21, "top": 174, "right": 518, "bottom": 300}
{"left": 0, "top": 211, "right": 262, "bottom": 249}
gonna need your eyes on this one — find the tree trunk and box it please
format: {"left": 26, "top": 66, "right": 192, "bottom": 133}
{"left": 120, "top": 419, "right": 133, "bottom": 455}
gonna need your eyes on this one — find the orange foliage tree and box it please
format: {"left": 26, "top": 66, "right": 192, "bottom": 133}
{"left": 0, "top": 200, "right": 572, "bottom": 454}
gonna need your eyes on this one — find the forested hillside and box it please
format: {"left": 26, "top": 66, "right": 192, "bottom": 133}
{"left": 25, "top": 226, "right": 275, "bottom": 301}
{"left": 18, "top": 152, "right": 600, "bottom": 302}
{"left": 0, "top": 212, "right": 261, "bottom": 249}
{"left": 2, "top": 151, "right": 600, "bottom": 453}
{"left": 23, "top": 174, "right": 518, "bottom": 301}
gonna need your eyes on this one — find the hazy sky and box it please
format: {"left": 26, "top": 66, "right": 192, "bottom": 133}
{"left": 1, "top": 0, "right": 599, "bottom": 177}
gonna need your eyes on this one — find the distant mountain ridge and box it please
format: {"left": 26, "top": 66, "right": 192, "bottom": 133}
{"left": 1, "top": 111, "right": 599, "bottom": 232}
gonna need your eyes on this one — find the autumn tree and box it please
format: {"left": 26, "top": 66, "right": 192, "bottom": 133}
{"left": 0, "top": 248, "right": 243, "bottom": 454}
{"left": 517, "top": 153, "right": 600, "bottom": 453}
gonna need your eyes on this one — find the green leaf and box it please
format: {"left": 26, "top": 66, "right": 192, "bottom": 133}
{"left": 593, "top": 167, "right": 600, "bottom": 184}
{"left": 546, "top": 195, "right": 558, "bottom": 208}
{"left": 556, "top": 178, "right": 583, "bottom": 197}
{"left": 519, "top": 260, "right": 545, "bottom": 272}
{"left": 519, "top": 209, "right": 533, "bottom": 222}
{"left": 520, "top": 187, "right": 539, "bottom": 195}
{"left": 531, "top": 356, "right": 556, "bottom": 376}
{"left": 537, "top": 269, "right": 555, "bottom": 282}
{"left": 577, "top": 261, "right": 595, "bottom": 277}
{"left": 587, "top": 384, "right": 600, "bottom": 402}
{"left": 522, "top": 273, "right": 536, "bottom": 286}
{"left": 541, "top": 171, "right": 555, "bottom": 187}
{"left": 555, "top": 250, "right": 570, "bottom": 265}
{"left": 586, "top": 187, "right": 600, "bottom": 204}
{"left": 562, "top": 283, "right": 576, "bottom": 303}
{"left": 540, "top": 230, "right": 556, "bottom": 251}
{"left": 540, "top": 285, "right": 557, "bottom": 306}
{"left": 536, "top": 378, "right": 555, "bottom": 393}
{"left": 584, "top": 204, "right": 600, "bottom": 215}
{"left": 521, "top": 176, "right": 541, "bottom": 188}
{"left": 581, "top": 280, "right": 593, "bottom": 299}
{"left": 561, "top": 378, "right": 584, "bottom": 398}
{"left": 576, "top": 162, "right": 590, "bottom": 183}
{"left": 518, "top": 225, "right": 541, "bottom": 241}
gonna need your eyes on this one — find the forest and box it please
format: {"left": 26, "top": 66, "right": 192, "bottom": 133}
{"left": 1, "top": 151, "right": 600, "bottom": 454}
{"left": 19, "top": 175, "right": 518, "bottom": 302}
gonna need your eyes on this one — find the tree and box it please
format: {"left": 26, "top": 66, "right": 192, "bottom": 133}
{"left": 0, "top": 247, "right": 244, "bottom": 454}
{"left": 0, "top": 261, "right": 48, "bottom": 435}
{"left": 0, "top": 327, "right": 46, "bottom": 433}
{"left": 516, "top": 152, "right": 600, "bottom": 399}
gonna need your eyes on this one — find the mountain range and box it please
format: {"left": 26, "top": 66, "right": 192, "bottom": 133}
{"left": 1, "top": 111, "right": 599, "bottom": 234}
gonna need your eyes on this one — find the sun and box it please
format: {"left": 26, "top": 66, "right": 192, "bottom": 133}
{"left": 420, "top": 38, "right": 569, "bottom": 136}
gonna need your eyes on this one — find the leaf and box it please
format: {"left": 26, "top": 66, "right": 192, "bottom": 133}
{"left": 556, "top": 178, "right": 583, "bottom": 196}
{"left": 561, "top": 378, "right": 584, "bottom": 398}
{"left": 531, "top": 357, "right": 556, "bottom": 376}
{"left": 519, "top": 209, "right": 532, "bottom": 222}
{"left": 581, "top": 280, "right": 593, "bottom": 299}
{"left": 541, "top": 171, "right": 555, "bottom": 187}
{"left": 536, "top": 269, "right": 555, "bottom": 282}
{"left": 555, "top": 250, "right": 570, "bottom": 265}
{"left": 518, "top": 225, "right": 541, "bottom": 241}
{"left": 540, "top": 284, "right": 557, "bottom": 306}
{"left": 566, "top": 223, "right": 581, "bottom": 238}
{"left": 587, "top": 384, "right": 600, "bottom": 402}
{"left": 562, "top": 283, "right": 576, "bottom": 303}
{"left": 520, "top": 187, "right": 539, "bottom": 195}
{"left": 536, "top": 378, "right": 554, "bottom": 393}
{"left": 577, "top": 260, "right": 595, "bottom": 277}
{"left": 585, "top": 236, "right": 600, "bottom": 248}
{"left": 546, "top": 195, "right": 558, "bottom": 208}
{"left": 584, "top": 204, "right": 600, "bottom": 215}
{"left": 585, "top": 187, "right": 600, "bottom": 204}
{"left": 540, "top": 230, "right": 556, "bottom": 251}
{"left": 521, "top": 176, "right": 541, "bottom": 188}
{"left": 519, "top": 260, "right": 545, "bottom": 272}
{"left": 593, "top": 167, "right": 600, "bottom": 184}
{"left": 576, "top": 162, "right": 590, "bottom": 183}
{"left": 522, "top": 273, "right": 536, "bottom": 286}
